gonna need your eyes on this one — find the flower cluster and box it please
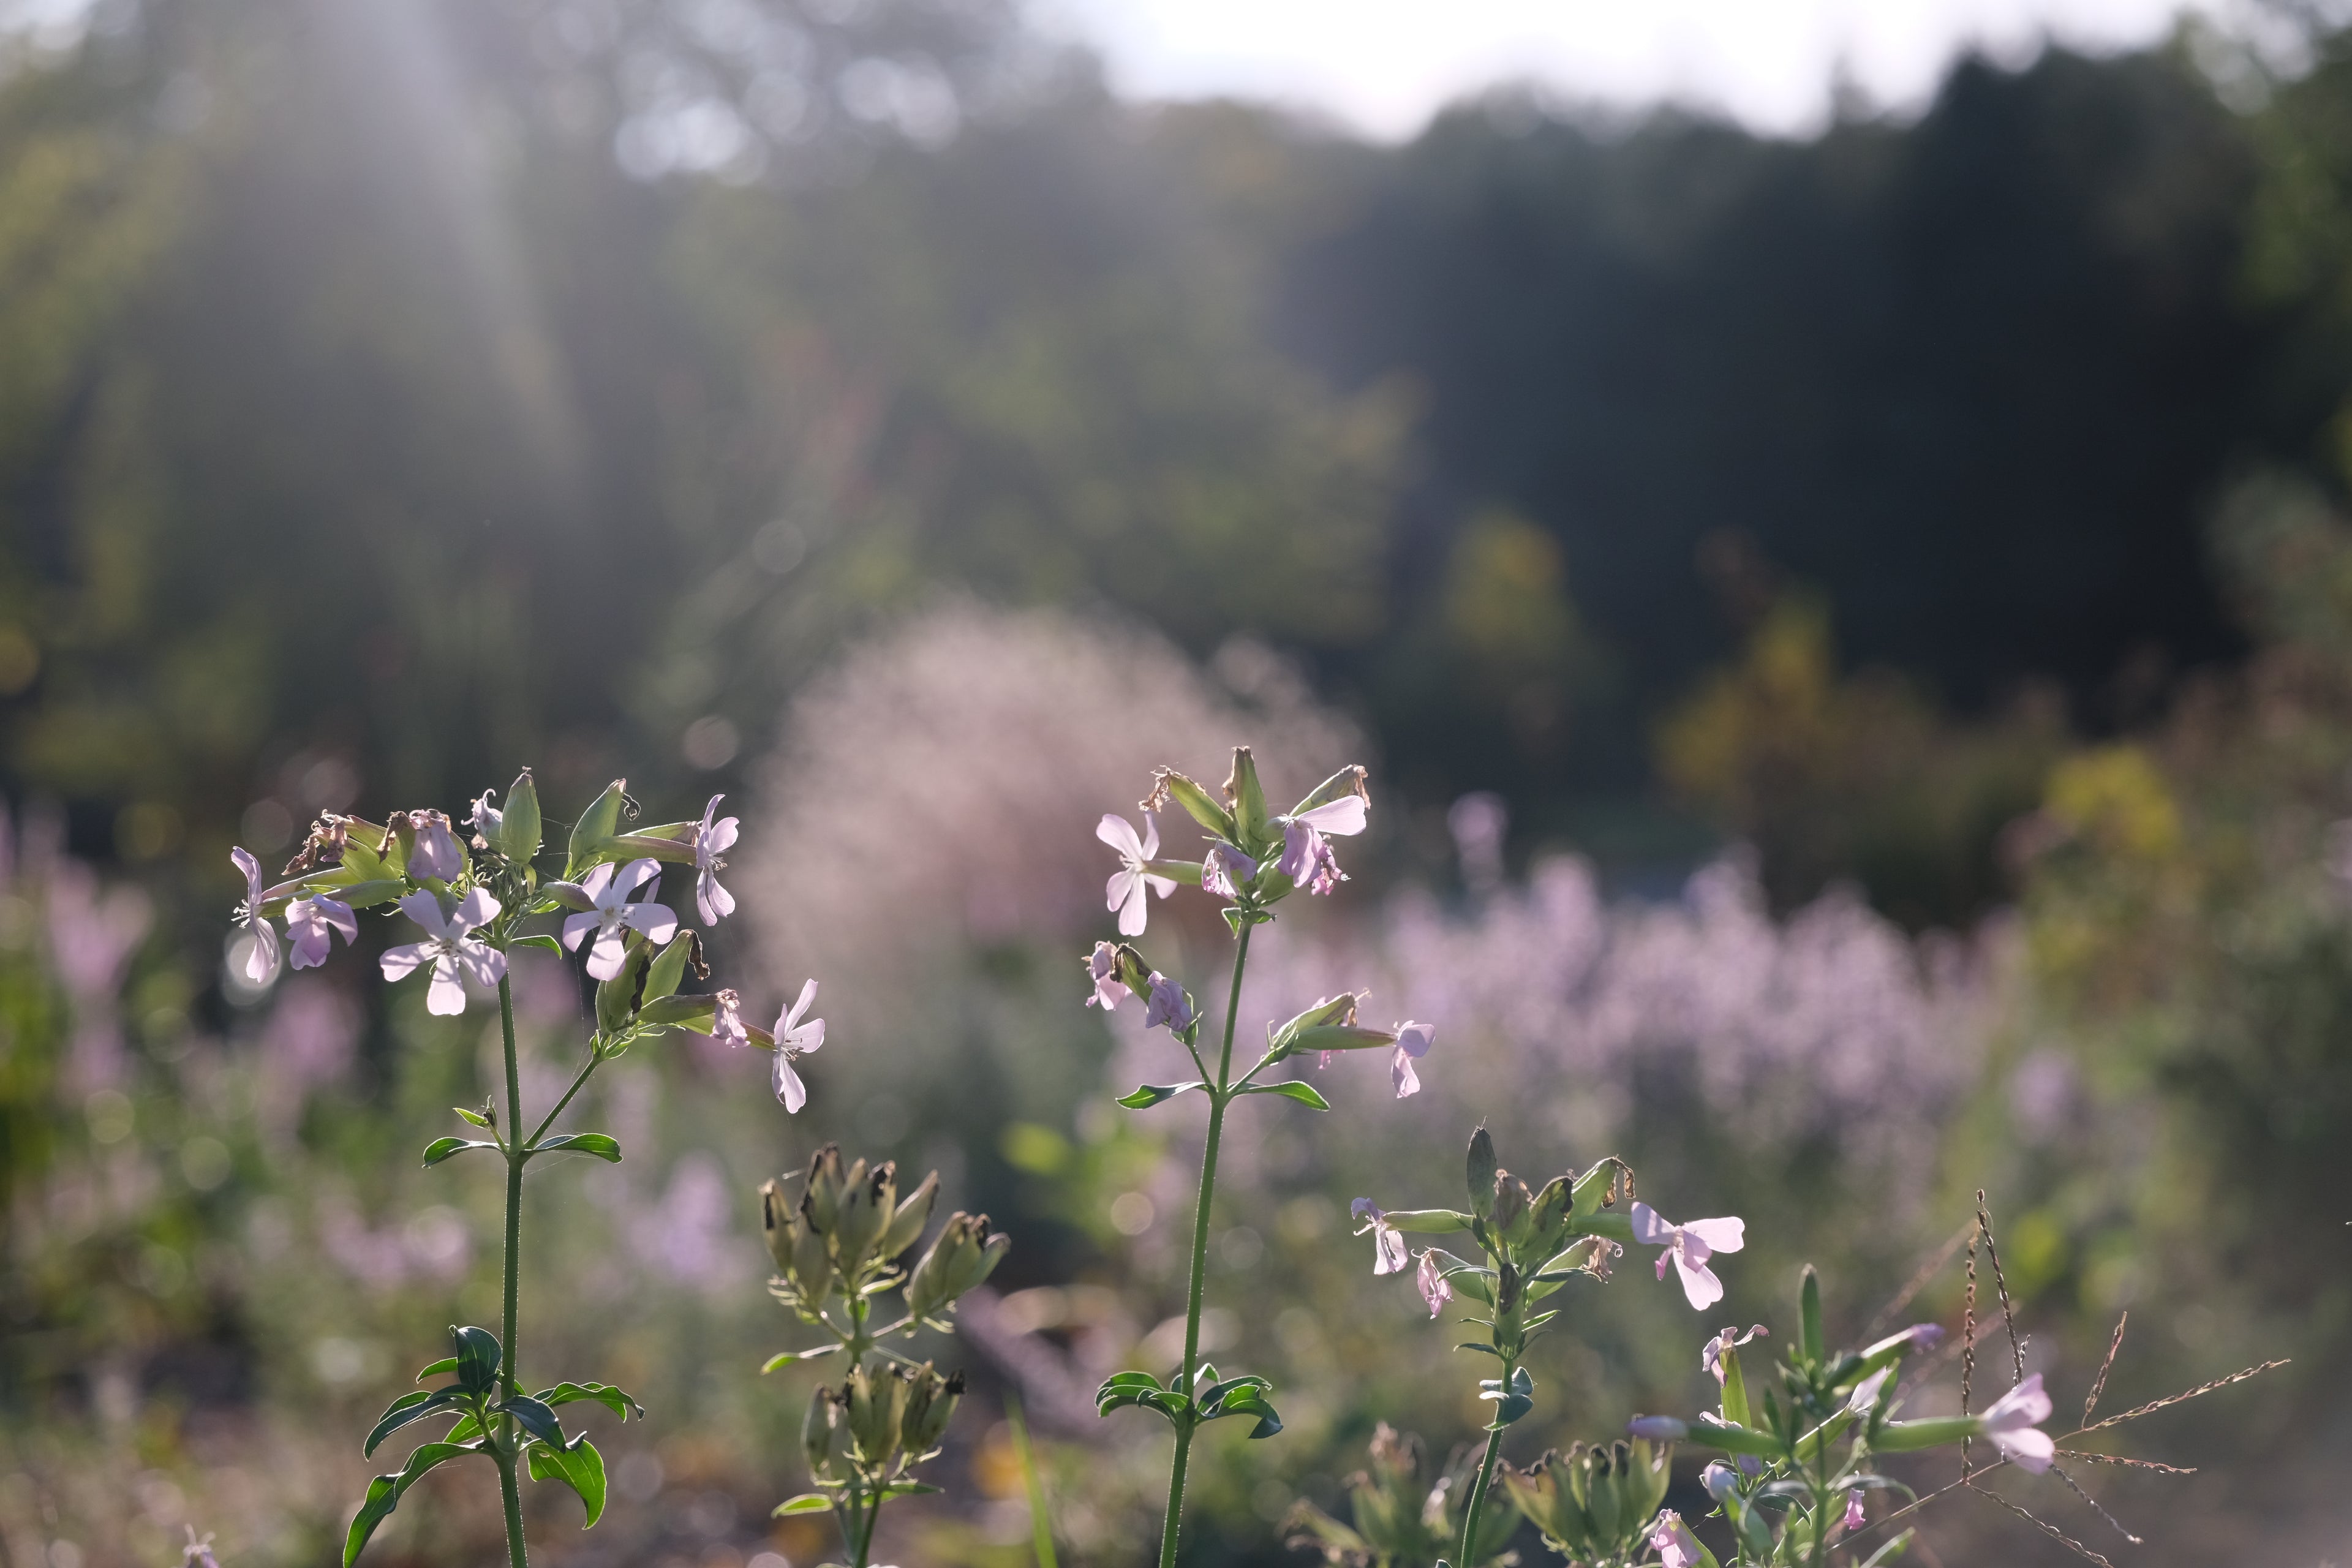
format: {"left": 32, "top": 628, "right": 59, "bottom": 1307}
{"left": 760, "top": 1145, "right": 1009, "bottom": 1566}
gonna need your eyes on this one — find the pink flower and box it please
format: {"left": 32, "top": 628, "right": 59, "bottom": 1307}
{"left": 1414, "top": 1248, "right": 1453, "bottom": 1317}
{"left": 1630, "top": 1202, "right": 1745, "bottom": 1310}
{"left": 1276, "top": 794, "right": 1367, "bottom": 895}
{"left": 711, "top": 987, "right": 749, "bottom": 1049}
{"left": 407, "top": 810, "right": 465, "bottom": 883}
{"left": 560, "top": 859, "right": 678, "bottom": 981}
{"left": 1351, "top": 1198, "right": 1409, "bottom": 1275}
{"left": 1390, "top": 1020, "right": 1433, "bottom": 1098}
{"left": 382, "top": 889, "right": 505, "bottom": 1016}
{"left": 1144, "top": 971, "right": 1195, "bottom": 1033}
{"left": 1702, "top": 1323, "right": 1768, "bottom": 1382}
{"left": 1847, "top": 1366, "right": 1892, "bottom": 1415}
{"left": 695, "top": 794, "right": 739, "bottom": 925}
{"left": 1202, "top": 843, "right": 1257, "bottom": 901}
{"left": 771, "top": 979, "right": 824, "bottom": 1112}
{"left": 285, "top": 894, "right": 358, "bottom": 970}
{"left": 1085, "top": 941, "right": 1125, "bottom": 1009}
{"left": 230, "top": 847, "right": 282, "bottom": 985}
{"left": 466, "top": 790, "right": 501, "bottom": 843}
{"left": 1842, "top": 1489, "right": 1867, "bottom": 1533}
{"left": 1098, "top": 812, "right": 1176, "bottom": 935}
{"left": 1648, "top": 1510, "right": 1705, "bottom": 1568}
{"left": 1978, "top": 1372, "right": 2055, "bottom": 1474}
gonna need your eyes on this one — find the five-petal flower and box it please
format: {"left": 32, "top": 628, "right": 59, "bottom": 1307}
{"left": 1630, "top": 1202, "right": 1746, "bottom": 1310}
{"left": 1414, "top": 1248, "right": 1453, "bottom": 1317}
{"left": 1276, "top": 794, "right": 1368, "bottom": 896}
{"left": 382, "top": 889, "right": 505, "bottom": 1016}
{"left": 560, "top": 859, "right": 678, "bottom": 981}
{"left": 230, "top": 847, "right": 282, "bottom": 986}
{"left": 1098, "top": 812, "right": 1177, "bottom": 936}
{"left": 285, "top": 894, "right": 358, "bottom": 970}
{"left": 771, "top": 978, "right": 825, "bottom": 1112}
{"left": 695, "top": 794, "right": 739, "bottom": 925}
{"left": 1351, "top": 1198, "right": 1409, "bottom": 1276}
{"left": 1978, "top": 1371, "right": 2056, "bottom": 1473}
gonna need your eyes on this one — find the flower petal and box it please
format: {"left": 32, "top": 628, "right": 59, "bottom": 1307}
{"left": 1629, "top": 1202, "right": 1675, "bottom": 1247}
{"left": 380, "top": 943, "right": 432, "bottom": 981}
{"left": 1682, "top": 1216, "right": 1746, "bottom": 1254}
{"left": 615, "top": 858, "right": 662, "bottom": 897}
{"left": 398, "top": 889, "right": 452, "bottom": 940}
{"left": 1117, "top": 876, "right": 1148, "bottom": 937}
{"left": 425, "top": 956, "right": 468, "bottom": 1015}
{"left": 1391, "top": 1046, "right": 1421, "bottom": 1098}
{"left": 231, "top": 846, "right": 265, "bottom": 905}
{"left": 1675, "top": 1254, "right": 1725, "bottom": 1311}
{"left": 774, "top": 1054, "right": 807, "bottom": 1112}
{"left": 1096, "top": 814, "right": 1144, "bottom": 861}
{"left": 625, "top": 900, "right": 678, "bottom": 946}
{"left": 244, "top": 921, "right": 282, "bottom": 984}
{"left": 584, "top": 927, "right": 630, "bottom": 981}
{"left": 1297, "top": 796, "right": 1368, "bottom": 835}
{"left": 450, "top": 888, "right": 502, "bottom": 934}
{"left": 1992, "top": 1428, "right": 2056, "bottom": 1474}
{"left": 458, "top": 940, "right": 506, "bottom": 989}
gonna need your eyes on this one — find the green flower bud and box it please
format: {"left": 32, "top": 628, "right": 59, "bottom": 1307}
{"left": 566, "top": 779, "right": 628, "bottom": 879}
{"left": 1467, "top": 1128, "right": 1498, "bottom": 1220}
{"left": 831, "top": 1160, "right": 897, "bottom": 1278}
{"left": 804, "top": 1146, "right": 849, "bottom": 1235}
{"left": 595, "top": 935, "right": 649, "bottom": 1033}
{"left": 642, "top": 930, "right": 699, "bottom": 1005}
{"left": 1491, "top": 1170, "right": 1531, "bottom": 1241}
{"left": 907, "top": 1212, "right": 1009, "bottom": 1319}
{"left": 845, "top": 1362, "right": 908, "bottom": 1468}
{"left": 760, "top": 1177, "right": 801, "bottom": 1273}
{"left": 899, "top": 1363, "right": 965, "bottom": 1455}
{"left": 499, "top": 767, "right": 542, "bottom": 863}
{"left": 1144, "top": 767, "right": 1237, "bottom": 842}
{"left": 791, "top": 1200, "right": 835, "bottom": 1313}
{"left": 876, "top": 1171, "right": 940, "bottom": 1263}
{"left": 1526, "top": 1174, "right": 1573, "bottom": 1257}
{"left": 1223, "top": 746, "right": 1275, "bottom": 853}
{"left": 804, "top": 1384, "right": 845, "bottom": 1480}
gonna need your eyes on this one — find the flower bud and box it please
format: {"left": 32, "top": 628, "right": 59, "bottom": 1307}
{"left": 1569, "top": 1158, "right": 1621, "bottom": 1219}
{"left": 907, "top": 1212, "right": 1009, "bottom": 1319}
{"left": 804, "top": 1385, "right": 851, "bottom": 1481}
{"left": 760, "top": 1176, "right": 801, "bottom": 1272}
{"left": 845, "top": 1362, "right": 908, "bottom": 1468}
{"left": 1143, "top": 767, "right": 1237, "bottom": 842}
{"left": 1223, "top": 746, "right": 1275, "bottom": 853}
{"left": 499, "top": 767, "right": 542, "bottom": 863}
{"left": 831, "top": 1160, "right": 897, "bottom": 1277}
{"left": 566, "top": 778, "right": 628, "bottom": 878}
{"left": 642, "top": 930, "right": 699, "bottom": 1005}
{"left": 900, "top": 1364, "right": 965, "bottom": 1455}
{"left": 594, "top": 935, "right": 649, "bottom": 1033}
{"left": 1526, "top": 1174, "right": 1572, "bottom": 1256}
{"left": 791, "top": 1202, "right": 835, "bottom": 1311}
{"left": 804, "top": 1146, "right": 849, "bottom": 1235}
{"left": 875, "top": 1171, "right": 940, "bottom": 1263}
{"left": 1490, "top": 1170, "right": 1531, "bottom": 1241}
{"left": 1466, "top": 1128, "right": 1498, "bottom": 1220}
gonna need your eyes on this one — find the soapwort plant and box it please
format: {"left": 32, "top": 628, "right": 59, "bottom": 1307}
{"left": 1285, "top": 1423, "right": 1517, "bottom": 1568}
{"left": 227, "top": 772, "right": 814, "bottom": 1568}
{"left": 758, "top": 1145, "right": 1009, "bottom": 1567}
{"left": 1087, "top": 748, "right": 1435, "bottom": 1568}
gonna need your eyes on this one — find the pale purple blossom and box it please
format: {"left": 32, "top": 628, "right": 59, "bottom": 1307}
{"left": 1202, "top": 843, "right": 1257, "bottom": 901}
{"left": 771, "top": 978, "right": 824, "bottom": 1112}
{"left": 561, "top": 858, "right": 677, "bottom": 981}
{"left": 1085, "top": 941, "right": 1125, "bottom": 1010}
{"left": 1276, "top": 794, "right": 1366, "bottom": 895}
{"left": 407, "top": 810, "right": 465, "bottom": 883}
{"left": 381, "top": 889, "right": 504, "bottom": 1016}
{"left": 1648, "top": 1510, "right": 1705, "bottom": 1568}
{"left": 1703, "top": 1323, "right": 1768, "bottom": 1382}
{"left": 695, "top": 794, "right": 739, "bottom": 925}
{"left": 1842, "top": 1490, "right": 1867, "bottom": 1532}
{"left": 230, "top": 847, "right": 282, "bottom": 985}
{"left": 1351, "top": 1198, "right": 1409, "bottom": 1276}
{"left": 1700, "top": 1461, "right": 1741, "bottom": 1501}
{"left": 1979, "top": 1372, "right": 2056, "bottom": 1473}
{"left": 183, "top": 1528, "right": 220, "bottom": 1568}
{"left": 467, "top": 790, "right": 501, "bottom": 842}
{"left": 285, "top": 894, "right": 358, "bottom": 970}
{"left": 1098, "top": 812, "right": 1176, "bottom": 935}
{"left": 1390, "top": 1020, "right": 1433, "bottom": 1098}
{"left": 1846, "top": 1366, "right": 1892, "bottom": 1415}
{"left": 1631, "top": 1202, "right": 1745, "bottom": 1311}
{"left": 1144, "top": 971, "right": 1195, "bottom": 1033}
{"left": 1414, "top": 1248, "right": 1452, "bottom": 1317}
{"left": 711, "top": 987, "right": 749, "bottom": 1050}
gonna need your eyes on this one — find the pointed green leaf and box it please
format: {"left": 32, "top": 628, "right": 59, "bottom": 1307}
{"left": 414, "top": 1357, "right": 458, "bottom": 1382}
{"left": 500, "top": 1395, "right": 567, "bottom": 1450}
{"left": 343, "top": 1441, "right": 477, "bottom": 1566}
{"left": 451, "top": 1107, "right": 492, "bottom": 1128}
{"left": 1240, "top": 1080, "right": 1330, "bottom": 1110}
{"left": 534, "top": 1381, "right": 646, "bottom": 1422}
{"left": 423, "top": 1137, "right": 497, "bottom": 1166}
{"left": 528, "top": 1436, "right": 606, "bottom": 1527}
{"left": 760, "top": 1346, "right": 842, "bottom": 1373}
{"left": 530, "top": 1133, "right": 622, "bottom": 1162}
{"left": 510, "top": 933, "right": 565, "bottom": 954}
{"left": 1114, "top": 1082, "right": 1204, "bottom": 1110}
{"left": 774, "top": 1494, "right": 835, "bottom": 1517}
{"left": 363, "top": 1389, "right": 457, "bottom": 1457}
{"left": 450, "top": 1325, "right": 501, "bottom": 1392}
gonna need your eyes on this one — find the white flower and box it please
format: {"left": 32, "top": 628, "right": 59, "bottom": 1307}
{"left": 695, "top": 794, "right": 739, "bottom": 925}
{"left": 1630, "top": 1202, "right": 1746, "bottom": 1310}
{"left": 1097, "top": 812, "right": 1177, "bottom": 935}
{"left": 1351, "top": 1198, "right": 1409, "bottom": 1275}
{"left": 381, "top": 889, "right": 505, "bottom": 1016}
{"left": 1978, "top": 1372, "right": 2056, "bottom": 1474}
{"left": 560, "top": 859, "right": 677, "bottom": 981}
{"left": 230, "top": 847, "right": 282, "bottom": 985}
{"left": 771, "top": 978, "right": 824, "bottom": 1112}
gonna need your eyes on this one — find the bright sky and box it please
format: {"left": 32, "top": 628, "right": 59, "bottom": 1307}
{"left": 1038, "top": 0, "right": 2274, "bottom": 138}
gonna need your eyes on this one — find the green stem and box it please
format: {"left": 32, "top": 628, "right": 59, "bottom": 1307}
{"left": 494, "top": 1450, "right": 529, "bottom": 1568}
{"left": 524, "top": 1043, "right": 601, "bottom": 1150}
{"left": 854, "top": 1486, "right": 882, "bottom": 1568}
{"left": 1457, "top": 1352, "right": 1513, "bottom": 1567}
{"left": 1156, "top": 919, "right": 1254, "bottom": 1568}
{"left": 497, "top": 973, "right": 530, "bottom": 1568}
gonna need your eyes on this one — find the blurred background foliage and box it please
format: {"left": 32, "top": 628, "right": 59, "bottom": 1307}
{"left": 4, "top": 0, "right": 2352, "bottom": 1562}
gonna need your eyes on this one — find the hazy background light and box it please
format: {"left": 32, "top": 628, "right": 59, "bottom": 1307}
{"left": 1038, "top": 0, "right": 2282, "bottom": 137}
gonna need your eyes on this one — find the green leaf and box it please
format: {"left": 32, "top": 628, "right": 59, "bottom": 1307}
{"left": 450, "top": 1325, "right": 502, "bottom": 1393}
{"left": 1206, "top": 1387, "right": 1283, "bottom": 1439}
{"left": 1455, "top": 1342, "right": 1505, "bottom": 1358}
{"left": 535, "top": 1381, "right": 646, "bottom": 1421}
{"left": 511, "top": 933, "right": 566, "bottom": 954}
{"left": 344, "top": 1441, "right": 477, "bottom": 1566}
{"left": 500, "top": 1395, "right": 567, "bottom": 1450}
{"left": 414, "top": 1357, "right": 458, "bottom": 1382}
{"left": 774, "top": 1494, "right": 834, "bottom": 1517}
{"left": 531, "top": 1133, "right": 622, "bottom": 1162}
{"left": 1114, "top": 1082, "right": 1204, "bottom": 1110}
{"left": 451, "top": 1107, "right": 492, "bottom": 1128}
{"left": 1196, "top": 1374, "right": 1272, "bottom": 1413}
{"left": 528, "top": 1436, "right": 607, "bottom": 1528}
{"left": 875, "top": 1480, "right": 943, "bottom": 1499}
{"left": 760, "top": 1346, "right": 842, "bottom": 1373}
{"left": 1240, "top": 1080, "right": 1329, "bottom": 1110}
{"left": 422, "top": 1137, "right": 497, "bottom": 1166}
{"left": 363, "top": 1389, "right": 458, "bottom": 1457}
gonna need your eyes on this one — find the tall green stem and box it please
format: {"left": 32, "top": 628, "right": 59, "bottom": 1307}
{"left": 497, "top": 973, "right": 530, "bottom": 1568}
{"left": 1457, "top": 1351, "right": 1513, "bottom": 1568}
{"left": 1155, "top": 921, "right": 1253, "bottom": 1568}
